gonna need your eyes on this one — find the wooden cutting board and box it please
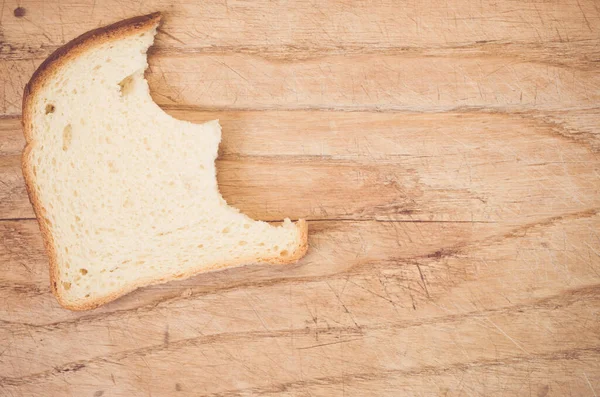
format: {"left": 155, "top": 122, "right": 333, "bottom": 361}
{"left": 1, "top": 1, "right": 599, "bottom": 396}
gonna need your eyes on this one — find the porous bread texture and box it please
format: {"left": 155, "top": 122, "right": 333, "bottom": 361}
{"left": 22, "top": 13, "right": 308, "bottom": 310}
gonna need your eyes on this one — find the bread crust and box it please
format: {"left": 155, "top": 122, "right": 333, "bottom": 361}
{"left": 21, "top": 13, "right": 308, "bottom": 311}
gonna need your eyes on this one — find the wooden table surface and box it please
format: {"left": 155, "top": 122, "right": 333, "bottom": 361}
{"left": 1, "top": 1, "right": 600, "bottom": 396}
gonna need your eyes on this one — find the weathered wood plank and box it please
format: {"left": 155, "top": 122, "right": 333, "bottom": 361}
{"left": 1, "top": 111, "right": 599, "bottom": 221}
{"left": 250, "top": 353, "right": 600, "bottom": 397}
{"left": 1, "top": 277, "right": 598, "bottom": 393}
{"left": 3, "top": 50, "right": 600, "bottom": 115}
{"left": 0, "top": 218, "right": 486, "bottom": 298}
{"left": 1, "top": 210, "right": 598, "bottom": 341}
{"left": 4, "top": 109, "right": 600, "bottom": 158}
{"left": 1, "top": 0, "right": 599, "bottom": 58}
{"left": 146, "top": 54, "right": 600, "bottom": 112}
{"left": 1, "top": 352, "right": 598, "bottom": 396}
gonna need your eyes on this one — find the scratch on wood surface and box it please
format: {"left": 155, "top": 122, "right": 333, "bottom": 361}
{"left": 157, "top": 28, "right": 186, "bottom": 45}
{"left": 325, "top": 280, "right": 362, "bottom": 331}
{"left": 415, "top": 264, "right": 431, "bottom": 298}
{"left": 163, "top": 324, "right": 170, "bottom": 346}
{"left": 296, "top": 338, "right": 363, "bottom": 350}
{"left": 584, "top": 372, "right": 598, "bottom": 397}
{"left": 244, "top": 291, "right": 271, "bottom": 332}
{"left": 575, "top": 0, "right": 593, "bottom": 32}
{"left": 347, "top": 278, "right": 397, "bottom": 304}
{"left": 485, "top": 318, "right": 530, "bottom": 355}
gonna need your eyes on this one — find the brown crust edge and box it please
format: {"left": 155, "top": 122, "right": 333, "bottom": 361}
{"left": 22, "top": 12, "right": 162, "bottom": 139}
{"left": 21, "top": 12, "right": 309, "bottom": 311}
{"left": 74, "top": 219, "right": 308, "bottom": 311}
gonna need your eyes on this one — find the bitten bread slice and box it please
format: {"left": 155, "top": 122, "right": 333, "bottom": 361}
{"left": 22, "top": 13, "right": 308, "bottom": 310}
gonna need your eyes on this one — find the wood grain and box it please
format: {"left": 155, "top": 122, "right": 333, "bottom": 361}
{"left": 1, "top": 0, "right": 599, "bottom": 395}
{"left": 2, "top": 1, "right": 600, "bottom": 115}
{"left": 1, "top": 111, "right": 599, "bottom": 221}
{"left": 3, "top": 50, "right": 600, "bottom": 115}
{"left": 2, "top": 0, "right": 599, "bottom": 55}
{"left": 1, "top": 214, "right": 600, "bottom": 394}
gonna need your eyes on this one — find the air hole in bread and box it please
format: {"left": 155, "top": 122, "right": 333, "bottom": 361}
{"left": 222, "top": 227, "right": 230, "bottom": 234}
{"left": 239, "top": 241, "right": 246, "bottom": 246}
{"left": 118, "top": 74, "right": 136, "bottom": 96}
{"left": 62, "top": 124, "right": 73, "bottom": 151}
{"left": 45, "top": 104, "right": 55, "bottom": 114}
{"left": 280, "top": 250, "right": 288, "bottom": 257}
{"left": 80, "top": 268, "right": 88, "bottom": 275}
{"left": 62, "top": 282, "right": 71, "bottom": 290}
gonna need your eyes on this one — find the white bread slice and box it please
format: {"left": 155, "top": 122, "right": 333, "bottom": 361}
{"left": 22, "top": 13, "right": 308, "bottom": 311}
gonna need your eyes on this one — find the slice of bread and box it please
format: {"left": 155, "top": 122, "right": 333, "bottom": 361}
{"left": 22, "top": 13, "right": 308, "bottom": 311}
